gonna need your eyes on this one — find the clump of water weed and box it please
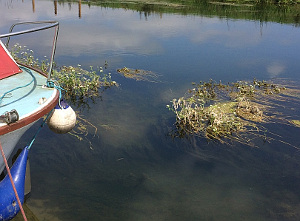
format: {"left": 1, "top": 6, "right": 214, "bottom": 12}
{"left": 10, "top": 44, "right": 118, "bottom": 146}
{"left": 168, "top": 79, "right": 300, "bottom": 147}
{"left": 10, "top": 44, "right": 118, "bottom": 103}
{"left": 10, "top": 43, "right": 49, "bottom": 72}
{"left": 290, "top": 120, "right": 300, "bottom": 127}
{"left": 52, "top": 65, "right": 117, "bottom": 100}
{"left": 117, "top": 66, "right": 160, "bottom": 82}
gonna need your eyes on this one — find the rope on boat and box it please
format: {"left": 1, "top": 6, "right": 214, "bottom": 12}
{"left": 0, "top": 66, "right": 35, "bottom": 220}
{"left": 0, "top": 78, "right": 61, "bottom": 220}
{"left": 27, "top": 109, "right": 53, "bottom": 150}
{"left": 0, "top": 66, "right": 35, "bottom": 103}
{"left": 0, "top": 110, "right": 54, "bottom": 220}
{"left": 0, "top": 69, "right": 64, "bottom": 220}
{"left": 46, "top": 79, "right": 64, "bottom": 108}
{"left": 0, "top": 140, "right": 28, "bottom": 221}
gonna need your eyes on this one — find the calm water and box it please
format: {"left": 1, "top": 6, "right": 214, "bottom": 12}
{"left": 1, "top": 0, "right": 300, "bottom": 220}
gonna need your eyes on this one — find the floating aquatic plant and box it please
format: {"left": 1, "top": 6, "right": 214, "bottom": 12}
{"left": 10, "top": 44, "right": 118, "bottom": 146}
{"left": 290, "top": 120, "right": 300, "bottom": 127}
{"left": 168, "top": 79, "right": 300, "bottom": 147}
{"left": 117, "top": 66, "right": 159, "bottom": 82}
{"left": 10, "top": 43, "right": 49, "bottom": 72}
{"left": 10, "top": 44, "right": 118, "bottom": 103}
{"left": 52, "top": 65, "right": 117, "bottom": 100}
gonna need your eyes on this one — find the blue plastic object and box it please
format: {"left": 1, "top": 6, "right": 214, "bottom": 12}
{"left": 0, "top": 147, "right": 28, "bottom": 221}
{"left": 55, "top": 99, "right": 69, "bottom": 109}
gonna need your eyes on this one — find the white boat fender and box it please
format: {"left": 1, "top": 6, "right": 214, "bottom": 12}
{"left": 47, "top": 100, "right": 76, "bottom": 134}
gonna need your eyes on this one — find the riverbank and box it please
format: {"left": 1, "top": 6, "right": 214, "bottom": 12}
{"left": 79, "top": 0, "right": 300, "bottom": 25}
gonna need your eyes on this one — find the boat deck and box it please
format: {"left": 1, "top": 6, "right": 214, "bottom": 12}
{"left": 0, "top": 66, "right": 58, "bottom": 130}
{"left": 0, "top": 65, "right": 58, "bottom": 173}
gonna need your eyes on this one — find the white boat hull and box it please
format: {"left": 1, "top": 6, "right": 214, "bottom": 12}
{"left": 0, "top": 122, "right": 34, "bottom": 174}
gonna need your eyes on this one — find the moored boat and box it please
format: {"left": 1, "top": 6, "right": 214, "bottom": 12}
{"left": 0, "top": 21, "right": 73, "bottom": 221}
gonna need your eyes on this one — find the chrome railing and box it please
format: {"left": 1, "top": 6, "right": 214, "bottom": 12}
{"left": 0, "top": 21, "right": 59, "bottom": 81}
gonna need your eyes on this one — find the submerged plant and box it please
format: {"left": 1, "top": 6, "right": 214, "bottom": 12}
{"left": 68, "top": 113, "right": 98, "bottom": 150}
{"left": 168, "top": 79, "right": 300, "bottom": 147}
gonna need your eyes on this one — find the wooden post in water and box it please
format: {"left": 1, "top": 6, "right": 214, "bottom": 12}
{"left": 32, "top": 0, "right": 35, "bottom": 12}
{"left": 54, "top": 0, "right": 58, "bottom": 15}
{"left": 79, "top": 0, "right": 82, "bottom": 18}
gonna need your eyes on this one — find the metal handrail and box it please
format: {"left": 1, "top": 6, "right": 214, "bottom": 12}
{"left": 0, "top": 21, "right": 59, "bottom": 81}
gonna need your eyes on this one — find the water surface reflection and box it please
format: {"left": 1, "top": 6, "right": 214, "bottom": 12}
{"left": 1, "top": 1, "right": 300, "bottom": 220}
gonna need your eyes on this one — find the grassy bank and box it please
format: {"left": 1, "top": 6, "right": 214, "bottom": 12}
{"left": 73, "top": 0, "right": 300, "bottom": 25}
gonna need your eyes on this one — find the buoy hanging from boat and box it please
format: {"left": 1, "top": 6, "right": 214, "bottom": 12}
{"left": 47, "top": 99, "right": 76, "bottom": 134}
